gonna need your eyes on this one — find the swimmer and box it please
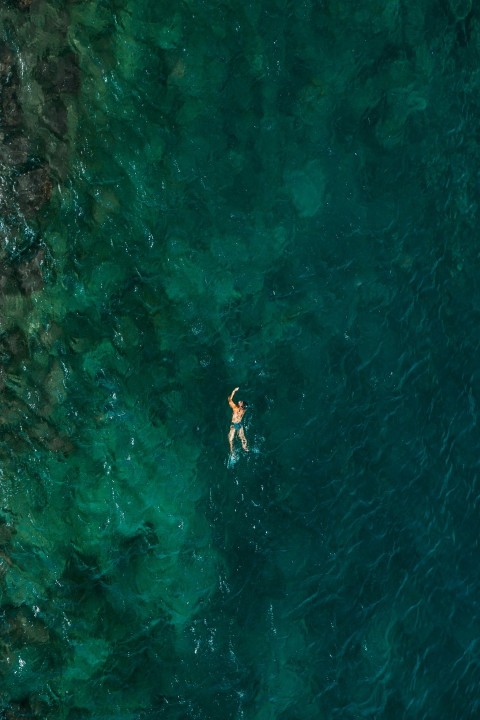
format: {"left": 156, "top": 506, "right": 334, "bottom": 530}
{"left": 228, "top": 387, "right": 248, "bottom": 454}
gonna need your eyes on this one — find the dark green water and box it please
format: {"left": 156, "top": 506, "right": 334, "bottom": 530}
{"left": 1, "top": 0, "right": 480, "bottom": 717}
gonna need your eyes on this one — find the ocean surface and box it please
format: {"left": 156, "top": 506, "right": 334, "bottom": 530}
{"left": 0, "top": 0, "right": 480, "bottom": 717}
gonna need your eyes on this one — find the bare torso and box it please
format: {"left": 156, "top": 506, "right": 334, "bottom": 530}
{"left": 231, "top": 406, "right": 246, "bottom": 424}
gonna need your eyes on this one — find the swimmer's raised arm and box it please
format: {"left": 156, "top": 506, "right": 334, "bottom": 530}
{"left": 228, "top": 387, "right": 239, "bottom": 409}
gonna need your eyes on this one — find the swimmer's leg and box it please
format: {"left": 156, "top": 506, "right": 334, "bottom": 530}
{"left": 238, "top": 426, "right": 249, "bottom": 451}
{"left": 228, "top": 426, "right": 235, "bottom": 454}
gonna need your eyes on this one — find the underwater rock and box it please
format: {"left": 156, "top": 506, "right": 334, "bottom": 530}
{"left": 0, "top": 549, "right": 13, "bottom": 575}
{"left": 64, "top": 637, "right": 110, "bottom": 683}
{"left": 0, "top": 30, "right": 80, "bottom": 224}
{"left": 42, "top": 97, "right": 68, "bottom": 138}
{"left": 44, "top": 358, "right": 66, "bottom": 403}
{"left": 0, "top": 521, "right": 15, "bottom": 545}
{"left": 7, "top": 610, "right": 50, "bottom": 644}
{"left": 0, "top": 135, "right": 29, "bottom": 167}
{"left": 69, "top": 335, "right": 91, "bottom": 353}
{"left": 1, "top": 83, "right": 22, "bottom": 129}
{"left": 0, "top": 328, "right": 29, "bottom": 372}
{"left": 0, "top": 13, "right": 80, "bottom": 230}
{"left": 36, "top": 52, "right": 80, "bottom": 96}
{"left": 45, "top": 431, "right": 74, "bottom": 455}
{"left": 14, "top": 0, "right": 35, "bottom": 9}
{"left": 3, "top": 697, "right": 38, "bottom": 720}
{"left": 15, "top": 166, "right": 52, "bottom": 214}
{"left": 448, "top": 0, "right": 472, "bottom": 20}
{"left": 284, "top": 159, "right": 326, "bottom": 218}
{"left": 0, "top": 44, "right": 14, "bottom": 82}
{"left": 28, "top": 418, "right": 74, "bottom": 455}
{"left": 16, "top": 249, "right": 45, "bottom": 294}
{"left": 55, "top": 52, "right": 80, "bottom": 95}
{"left": 0, "top": 263, "right": 20, "bottom": 296}
{"left": 40, "top": 321, "right": 63, "bottom": 344}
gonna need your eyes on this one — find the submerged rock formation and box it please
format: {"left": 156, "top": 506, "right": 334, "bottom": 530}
{"left": 0, "top": 3, "right": 80, "bottom": 715}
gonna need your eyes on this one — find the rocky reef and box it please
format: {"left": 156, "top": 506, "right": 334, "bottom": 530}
{"left": 0, "top": 0, "right": 79, "bottom": 446}
{"left": 0, "top": 1, "right": 79, "bottom": 715}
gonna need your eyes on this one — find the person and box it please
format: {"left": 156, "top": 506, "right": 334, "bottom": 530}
{"left": 228, "top": 387, "right": 248, "bottom": 454}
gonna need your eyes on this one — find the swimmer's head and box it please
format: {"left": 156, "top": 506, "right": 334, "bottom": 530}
{"left": 238, "top": 400, "right": 248, "bottom": 408}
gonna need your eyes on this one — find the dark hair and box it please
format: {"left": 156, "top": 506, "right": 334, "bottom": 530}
{"left": 240, "top": 400, "right": 248, "bottom": 408}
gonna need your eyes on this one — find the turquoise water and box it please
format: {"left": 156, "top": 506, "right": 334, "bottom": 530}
{"left": 1, "top": 0, "right": 480, "bottom": 717}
